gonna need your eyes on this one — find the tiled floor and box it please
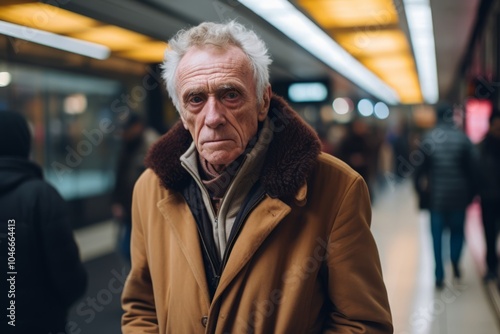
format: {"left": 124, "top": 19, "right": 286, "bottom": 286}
{"left": 73, "top": 180, "right": 500, "bottom": 334}
{"left": 372, "top": 180, "right": 500, "bottom": 334}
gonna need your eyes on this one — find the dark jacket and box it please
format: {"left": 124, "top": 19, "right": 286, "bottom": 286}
{"left": 415, "top": 123, "right": 479, "bottom": 211}
{"left": 478, "top": 134, "right": 500, "bottom": 202}
{"left": 0, "top": 157, "right": 87, "bottom": 333}
{"left": 113, "top": 129, "right": 159, "bottom": 217}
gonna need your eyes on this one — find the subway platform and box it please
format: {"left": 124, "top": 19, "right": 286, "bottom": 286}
{"left": 69, "top": 180, "right": 500, "bottom": 334}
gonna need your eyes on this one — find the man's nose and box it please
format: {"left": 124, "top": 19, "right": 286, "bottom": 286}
{"left": 204, "top": 96, "right": 226, "bottom": 128}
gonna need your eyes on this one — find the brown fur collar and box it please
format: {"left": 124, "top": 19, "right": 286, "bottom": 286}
{"left": 145, "top": 94, "right": 321, "bottom": 198}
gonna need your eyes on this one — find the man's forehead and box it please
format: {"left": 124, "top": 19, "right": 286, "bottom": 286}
{"left": 178, "top": 74, "right": 247, "bottom": 97}
{"left": 176, "top": 46, "right": 253, "bottom": 92}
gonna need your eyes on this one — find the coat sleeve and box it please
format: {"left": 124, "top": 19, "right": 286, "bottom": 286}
{"left": 121, "top": 172, "right": 159, "bottom": 333}
{"left": 323, "top": 175, "right": 393, "bottom": 333}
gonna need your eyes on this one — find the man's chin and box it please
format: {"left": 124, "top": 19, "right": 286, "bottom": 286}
{"left": 202, "top": 152, "right": 240, "bottom": 168}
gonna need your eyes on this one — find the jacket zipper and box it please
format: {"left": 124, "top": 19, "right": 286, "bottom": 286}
{"left": 181, "top": 161, "right": 221, "bottom": 281}
{"left": 203, "top": 198, "right": 222, "bottom": 285}
{"left": 216, "top": 192, "right": 266, "bottom": 283}
{"left": 196, "top": 224, "right": 219, "bottom": 285}
{"left": 181, "top": 160, "right": 266, "bottom": 288}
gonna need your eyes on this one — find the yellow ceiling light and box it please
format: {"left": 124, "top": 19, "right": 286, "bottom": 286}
{"left": 383, "top": 73, "right": 419, "bottom": 87}
{"left": 363, "top": 54, "right": 414, "bottom": 71}
{"left": 298, "top": 0, "right": 398, "bottom": 28}
{"left": 362, "top": 54, "right": 421, "bottom": 103}
{"left": 384, "top": 75, "right": 422, "bottom": 103}
{"left": 0, "top": 3, "right": 101, "bottom": 34}
{"left": 297, "top": 0, "right": 424, "bottom": 104}
{"left": 334, "top": 30, "right": 409, "bottom": 56}
{"left": 335, "top": 29, "right": 423, "bottom": 102}
{"left": 0, "top": 1, "right": 166, "bottom": 64}
{"left": 399, "top": 95, "right": 422, "bottom": 105}
{"left": 240, "top": 0, "right": 400, "bottom": 104}
{"left": 70, "top": 26, "right": 151, "bottom": 51}
{"left": 377, "top": 65, "right": 420, "bottom": 89}
{"left": 116, "top": 41, "right": 167, "bottom": 63}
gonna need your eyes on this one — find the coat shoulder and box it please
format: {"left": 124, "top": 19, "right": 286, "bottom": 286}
{"left": 12, "top": 178, "right": 66, "bottom": 212}
{"left": 134, "top": 168, "right": 185, "bottom": 209}
{"left": 316, "top": 152, "right": 363, "bottom": 183}
{"left": 308, "top": 153, "right": 367, "bottom": 205}
{"left": 135, "top": 168, "right": 158, "bottom": 188}
{"left": 133, "top": 168, "right": 171, "bottom": 200}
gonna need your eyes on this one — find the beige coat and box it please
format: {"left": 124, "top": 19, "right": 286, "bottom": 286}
{"left": 122, "top": 96, "right": 393, "bottom": 333}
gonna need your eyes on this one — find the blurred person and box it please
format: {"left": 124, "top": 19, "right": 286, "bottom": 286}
{"left": 478, "top": 111, "right": 500, "bottom": 281}
{"left": 112, "top": 113, "right": 159, "bottom": 263}
{"left": 415, "top": 102, "right": 479, "bottom": 289}
{"left": 377, "top": 134, "right": 395, "bottom": 191}
{"left": 317, "top": 125, "right": 335, "bottom": 155}
{"left": 338, "top": 119, "right": 374, "bottom": 195}
{"left": 121, "top": 21, "right": 392, "bottom": 333}
{"left": 0, "top": 111, "right": 87, "bottom": 333}
{"left": 389, "top": 120, "right": 410, "bottom": 181}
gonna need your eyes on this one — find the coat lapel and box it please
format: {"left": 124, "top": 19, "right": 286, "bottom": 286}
{"left": 156, "top": 194, "right": 211, "bottom": 308}
{"left": 212, "top": 196, "right": 291, "bottom": 302}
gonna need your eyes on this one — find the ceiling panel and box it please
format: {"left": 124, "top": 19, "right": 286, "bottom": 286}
{"left": 65, "top": 0, "right": 334, "bottom": 83}
{"left": 333, "top": 30, "right": 409, "bottom": 57}
{"left": 20, "top": 0, "right": 483, "bottom": 104}
{"left": 0, "top": 1, "right": 168, "bottom": 63}
{"left": 0, "top": 3, "right": 101, "bottom": 34}
{"left": 298, "top": 0, "right": 399, "bottom": 28}
{"left": 430, "top": 0, "right": 482, "bottom": 98}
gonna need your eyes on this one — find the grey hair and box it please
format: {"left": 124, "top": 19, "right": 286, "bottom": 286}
{"left": 161, "top": 21, "right": 272, "bottom": 112}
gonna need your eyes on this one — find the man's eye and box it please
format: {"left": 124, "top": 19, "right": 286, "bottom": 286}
{"left": 224, "top": 91, "right": 239, "bottom": 100}
{"left": 189, "top": 96, "right": 203, "bottom": 104}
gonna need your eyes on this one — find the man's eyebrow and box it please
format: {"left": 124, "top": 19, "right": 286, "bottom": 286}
{"left": 182, "top": 83, "right": 244, "bottom": 100}
{"left": 218, "top": 84, "right": 238, "bottom": 90}
{"left": 216, "top": 83, "right": 244, "bottom": 93}
{"left": 182, "top": 88, "right": 206, "bottom": 100}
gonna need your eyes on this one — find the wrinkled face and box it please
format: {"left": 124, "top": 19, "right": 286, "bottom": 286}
{"left": 176, "top": 45, "right": 270, "bottom": 168}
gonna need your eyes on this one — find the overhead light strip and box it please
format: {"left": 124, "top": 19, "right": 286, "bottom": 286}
{"left": 403, "top": 0, "right": 439, "bottom": 104}
{"left": 0, "top": 20, "right": 110, "bottom": 60}
{"left": 238, "top": 0, "right": 400, "bottom": 105}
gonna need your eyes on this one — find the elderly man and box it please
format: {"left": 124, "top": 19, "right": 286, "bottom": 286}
{"left": 122, "top": 21, "right": 392, "bottom": 333}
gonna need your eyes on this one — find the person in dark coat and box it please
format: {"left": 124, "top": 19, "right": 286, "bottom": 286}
{"left": 112, "top": 113, "right": 159, "bottom": 263}
{"left": 0, "top": 111, "right": 87, "bottom": 333}
{"left": 415, "top": 102, "right": 480, "bottom": 288}
{"left": 479, "top": 111, "right": 500, "bottom": 281}
{"left": 338, "top": 119, "right": 371, "bottom": 181}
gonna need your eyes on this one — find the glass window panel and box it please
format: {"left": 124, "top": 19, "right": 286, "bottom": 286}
{"left": 0, "top": 61, "right": 125, "bottom": 200}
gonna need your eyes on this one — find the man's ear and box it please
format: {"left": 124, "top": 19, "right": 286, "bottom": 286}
{"left": 258, "top": 85, "right": 272, "bottom": 121}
